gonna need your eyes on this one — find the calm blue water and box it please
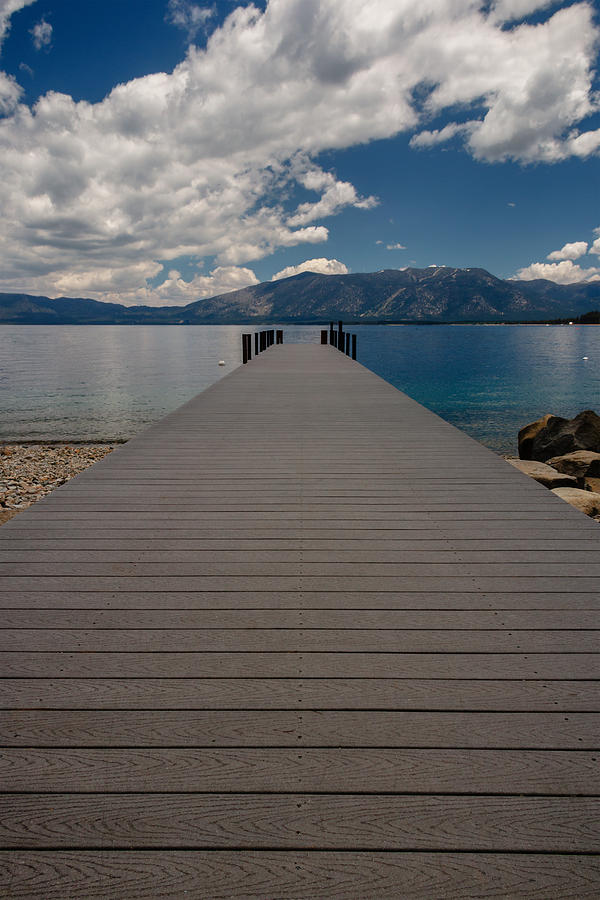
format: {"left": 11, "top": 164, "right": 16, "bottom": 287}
{"left": 1, "top": 324, "right": 599, "bottom": 454}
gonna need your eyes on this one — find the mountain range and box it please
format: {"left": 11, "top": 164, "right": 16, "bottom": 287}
{"left": 1, "top": 266, "right": 599, "bottom": 324}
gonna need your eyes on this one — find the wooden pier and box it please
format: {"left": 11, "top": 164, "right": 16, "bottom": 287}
{"left": 1, "top": 343, "right": 599, "bottom": 897}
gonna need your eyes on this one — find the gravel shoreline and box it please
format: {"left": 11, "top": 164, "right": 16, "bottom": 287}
{"left": 0, "top": 443, "right": 117, "bottom": 526}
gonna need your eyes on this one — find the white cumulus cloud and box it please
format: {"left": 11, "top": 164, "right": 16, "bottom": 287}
{"left": 488, "top": 0, "right": 558, "bottom": 25}
{"left": 141, "top": 265, "right": 259, "bottom": 306}
{"left": 515, "top": 260, "right": 600, "bottom": 283}
{"left": 272, "top": 258, "right": 349, "bottom": 281}
{"left": 0, "top": 68, "right": 21, "bottom": 112}
{"left": 590, "top": 231, "right": 600, "bottom": 256}
{"left": 0, "top": 0, "right": 597, "bottom": 303}
{"left": 410, "top": 122, "right": 475, "bottom": 149}
{"left": 61, "top": 264, "right": 261, "bottom": 308}
{"left": 30, "top": 17, "right": 51, "bottom": 50}
{"left": 386, "top": 242, "right": 407, "bottom": 250}
{"left": 411, "top": 2, "right": 600, "bottom": 163}
{"left": 0, "top": 0, "right": 36, "bottom": 49}
{"left": 165, "top": 0, "right": 215, "bottom": 40}
{"left": 287, "top": 162, "right": 377, "bottom": 226}
{"left": 547, "top": 241, "right": 588, "bottom": 261}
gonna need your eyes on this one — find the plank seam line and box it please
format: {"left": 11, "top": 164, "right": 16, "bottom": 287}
{"left": 1, "top": 607, "right": 597, "bottom": 612}
{"left": 7, "top": 745, "right": 600, "bottom": 751}
{"left": 4, "top": 627, "right": 598, "bottom": 632}
{"left": 3, "top": 707, "right": 598, "bottom": 713}
{"left": 3, "top": 791, "right": 600, "bottom": 797}
{"left": 7, "top": 650, "right": 599, "bottom": 655}
{"left": 0, "top": 847, "right": 598, "bottom": 856}
{"left": 1, "top": 589, "right": 597, "bottom": 594}
{"left": 5, "top": 676, "right": 598, "bottom": 681}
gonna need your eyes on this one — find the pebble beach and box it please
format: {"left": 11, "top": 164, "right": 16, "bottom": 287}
{"left": 0, "top": 443, "right": 116, "bottom": 526}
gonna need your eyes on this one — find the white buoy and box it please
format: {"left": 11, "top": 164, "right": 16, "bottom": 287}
{"left": 218, "top": 360, "right": 225, "bottom": 366}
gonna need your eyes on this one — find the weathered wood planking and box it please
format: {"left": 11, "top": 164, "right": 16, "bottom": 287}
{"left": 1, "top": 851, "right": 599, "bottom": 900}
{"left": 1, "top": 342, "right": 599, "bottom": 899}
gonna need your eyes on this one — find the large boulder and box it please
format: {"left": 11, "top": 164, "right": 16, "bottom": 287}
{"left": 551, "top": 487, "right": 600, "bottom": 518}
{"left": 518, "top": 414, "right": 554, "bottom": 460}
{"left": 505, "top": 458, "right": 577, "bottom": 488}
{"left": 518, "top": 410, "right": 600, "bottom": 462}
{"left": 546, "top": 450, "right": 600, "bottom": 481}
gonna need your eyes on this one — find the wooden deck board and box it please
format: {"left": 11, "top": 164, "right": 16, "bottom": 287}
{"left": 1, "top": 627, "right": 598, "bottom": 652}
{"left": 2, "top": 794, "right": 598, "bottom": 850}
{"left": 3, "top": 651, "right": 599, "bottom": 678}
{"left": 1, "top": 342, "right": 598, "bottom": 897}
{"left": 5, "top": 710, "right": 599, "bottom": 748}
{"left": 4, "top": 677, "right": 598, "bottom": 711}
{"left": 1, "top": 747, "right": 597, "bottom": 793}
{"left": 2, "top": 590, "right": 599, "bottom": 611}
{"left": 2, "top": 608, "right": 599, "bottom": 628}
{"left": 2, "top": 851, "right": 599, "bottom": 900}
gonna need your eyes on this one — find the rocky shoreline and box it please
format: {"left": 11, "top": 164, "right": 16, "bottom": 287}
{"left": 0, "top": 443, "right": 116, "bottom": 526}
{"left": 505, "top": 409, "right": 600, "bottom": 523}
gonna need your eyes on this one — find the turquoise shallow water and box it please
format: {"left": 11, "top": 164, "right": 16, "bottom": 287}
{"left": 1, "top": 323, "right": 599, "bottom": 453}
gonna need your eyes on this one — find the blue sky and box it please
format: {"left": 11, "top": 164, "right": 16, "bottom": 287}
{"left": 0, "top": 0, "right": 599, "bottom": 306}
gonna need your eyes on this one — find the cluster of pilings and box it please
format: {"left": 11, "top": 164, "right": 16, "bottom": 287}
{"left": 321, "top": 321, "right": 357, "bottom": 359}
{"left": 242, "top": 329, "right": 283, "bottom": 363}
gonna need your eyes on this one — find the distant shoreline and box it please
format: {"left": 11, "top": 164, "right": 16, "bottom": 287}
{"left": 1, "top": 319, "right": 599, "bottom": 327}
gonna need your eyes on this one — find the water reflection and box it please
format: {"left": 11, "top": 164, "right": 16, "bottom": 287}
{"left": 1, "top": 323, "right": 599, "bottom": 453}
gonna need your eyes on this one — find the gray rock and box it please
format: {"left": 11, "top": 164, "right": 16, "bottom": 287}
{"left": 518, "top": 413, "right": 554, "bottom": 460}
{"left": 505, "top": 458, "right": 577, "bottom": 488}
{"left": 546, "top": 450, "right": 600, "bottom": 480}
{"left": 551, "top": 487, "right": 600, "bottom": 518}
{"left": 518, "top": 410, "right": 600, "bottom": 462}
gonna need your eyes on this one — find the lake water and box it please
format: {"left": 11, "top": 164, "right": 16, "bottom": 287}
{"left": 1, "top": 323, "right": 599, "bottom": 454}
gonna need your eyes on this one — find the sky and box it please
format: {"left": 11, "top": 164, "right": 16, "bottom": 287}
{"left": 0, "top": 0, "right": 599, "bottom": 307}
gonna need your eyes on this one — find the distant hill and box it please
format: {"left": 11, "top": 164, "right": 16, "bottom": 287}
{"left": 2, "top": 267, "right": 600, "bottom": 324}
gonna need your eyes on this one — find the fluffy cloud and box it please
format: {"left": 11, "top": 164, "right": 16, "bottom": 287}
{"left": 0, "top": 68, "right": 20, "bottom": 112}
{"left": 410, "top": 122, "right": 475, "bottom": 149}
{"left": 0, "top": 0, "right": 598, "bottom": 303}
{"left": 0, "top": 0, "right": 35, "bottom": 49}
{"left": 547, "top": 241, "right": 588, "bottom": 261}
{"left": 515, "top": 228, "right": 600, "bottom": 283}
{"left": 287, "top": 162, "right": 377, "bottom": 226}
{"left": 30, "top": 17, "right": 51, "bottom": 50}
{"left": 488, "top": 0, "right": 557, "bottom": 24}
{"left": 165, "top": 1, "right": 215, "bottom": 40}
{"left": 515, "top": 260, "right": 600, "bottom": 283}
{"left": 409, "top": 2, "right": 600, "bottom": 163}
{"left": 386, "top": 242, "right": 407, "bottom": 250}
{"left": 272, "top": 258, "right": 349, "bottom": 280}
{"left": 131, "top": 265, "right": 259, "bottom": 306}
{"left": 45, "top": 264, "right": 260, "bottom": 308}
